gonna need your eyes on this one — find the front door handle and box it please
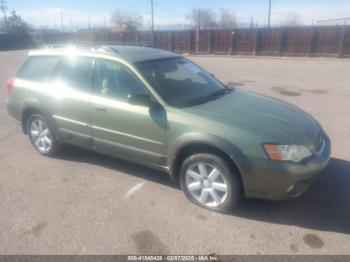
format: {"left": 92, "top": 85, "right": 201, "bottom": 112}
{"left": 95, "top": 106, "right": 107, "bottom": 112}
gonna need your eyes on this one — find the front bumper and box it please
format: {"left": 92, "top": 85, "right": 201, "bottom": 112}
{"left": 243, "top": 136, "right": 331, "bottom": 200}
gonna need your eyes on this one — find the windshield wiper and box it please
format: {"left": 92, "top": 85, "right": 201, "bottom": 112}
{"left": 178, "top": 87, "right": 233, "bottom": 107}
{"left": 205, "top": 87, "right": 232, "bottom": 100}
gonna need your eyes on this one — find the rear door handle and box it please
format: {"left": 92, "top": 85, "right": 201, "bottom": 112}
{"left": 95, "top": 106, "right": 107, "bottom": 112}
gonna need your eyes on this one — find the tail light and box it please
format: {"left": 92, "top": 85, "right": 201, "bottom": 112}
{"left": 6, "top": 78, "right": 15, "bottom": 92}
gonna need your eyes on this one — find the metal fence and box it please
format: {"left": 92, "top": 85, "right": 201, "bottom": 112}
{"left": 76, "top": 26, "right": 350, "bottom": 57}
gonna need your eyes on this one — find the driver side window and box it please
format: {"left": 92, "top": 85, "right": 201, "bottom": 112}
{"left": 93, "top": 59, "right": 148, "bottom": 100}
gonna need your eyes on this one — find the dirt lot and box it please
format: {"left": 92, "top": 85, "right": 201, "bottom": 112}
{"left": 0, "top": 50, "right": 349, "bottom": 254}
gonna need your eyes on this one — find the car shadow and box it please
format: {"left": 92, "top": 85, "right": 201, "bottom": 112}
{"left": 54, "top": 147, "right": 350, "bottom": 234}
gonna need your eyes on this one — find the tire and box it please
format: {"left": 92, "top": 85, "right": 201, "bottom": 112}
{"left": 27, "top": 114, "right": 59, "bottom": 156}
{"left": 180, "top": 153, "right": 242, "bottom": 213}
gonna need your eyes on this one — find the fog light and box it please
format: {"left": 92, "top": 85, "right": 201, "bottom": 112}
{"left": 287, "top": 184, "right": 295, "bottom": 193}
{"left": 287, "top": 181, "right": 310, "bottom": 197}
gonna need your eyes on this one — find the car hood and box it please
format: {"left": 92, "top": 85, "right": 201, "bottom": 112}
{"left": 183, "top": 89, "right": 321, "bottom": 147}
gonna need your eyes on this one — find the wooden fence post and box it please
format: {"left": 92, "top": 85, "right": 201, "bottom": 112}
{"left": 187, "top": 31, "right": 191, "bottom": 53}
{"left": 279, "top": 28, "right": 285, "bottom": 56}
{"left": 157, "top": 31, "right": 160, "bottom": 48}
{"left": 229, "top": 30, "right": 235, "bottom": 54}
{"left": 253, "top": 29, "right": 259, "bottom": 55}
{"left": 169, "top": 31, "right": 173, "bottom": 51}
{"left": 135, "top": 33, "right": 139, "bottom": 45}
{"left": 121, "top": 32, "right": 125, "bottom": 45}
{"left": 196, "top": 29, "right": 199, "bottom": 53}
{"left": 308, "top": 27, "right": 315, "bottom": 57}
{"left": 208, "top": 30, "right": 212, "bottom": 53}
{"left": 338, "top": 25, "right": 346, "bottom": 57}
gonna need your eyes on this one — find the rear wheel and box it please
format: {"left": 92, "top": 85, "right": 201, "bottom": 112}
{"left": 27, "top": 114, "right": 58, "bottom": 156}
{"left": 180, "top": 153, "right": 242, "bottom": 213}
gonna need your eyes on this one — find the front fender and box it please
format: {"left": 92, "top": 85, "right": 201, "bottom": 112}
{"left": 167, "top": 132, "right": 250, "bottom": 183}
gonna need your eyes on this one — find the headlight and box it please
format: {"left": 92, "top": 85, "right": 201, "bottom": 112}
{"left": 263, "top": 144, "right": 312, "bottom": 163}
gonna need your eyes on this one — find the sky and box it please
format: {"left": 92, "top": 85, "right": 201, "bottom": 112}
{"left": 4, "top": 0, "right": 350, "bottom": 30}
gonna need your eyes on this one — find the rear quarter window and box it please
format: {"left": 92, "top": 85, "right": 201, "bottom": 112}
{"left": 17, "top": 56, "right": 60, "bottom": 83}
{"left": 53, "top": 57, "right": 93, "bottom": 92}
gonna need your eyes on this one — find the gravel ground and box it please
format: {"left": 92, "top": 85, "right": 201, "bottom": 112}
{"left": 0, "top": 50, "right": 349, "bottom": 254}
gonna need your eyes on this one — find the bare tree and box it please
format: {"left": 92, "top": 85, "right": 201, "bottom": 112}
{"left": 186, "top": 8, "right": 217, "bottom": 29}
{"left": 111, "top": 10, "right": 142, "bottom": 31}
{"left": 0, "top": 10, "right": 29, "bottom": 33}
{"left": 219, "top": 8, "right": 236, "bottom": 29}
{"left": 283, "top": 13, "right": 303, "bottom": 27}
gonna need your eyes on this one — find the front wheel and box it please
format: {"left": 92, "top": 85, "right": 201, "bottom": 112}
{"left": 180, "top": 153, "right": 242, "bottom": 213}
{"left": 27, "top": 114, "right": 58, "bottom": 156}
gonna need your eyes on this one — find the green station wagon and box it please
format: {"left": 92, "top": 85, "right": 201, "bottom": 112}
{"left": 6, "top": 45, "right": 331, "bottom": 212}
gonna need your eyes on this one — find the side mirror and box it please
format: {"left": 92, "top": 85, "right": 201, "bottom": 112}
{"left": 127, "top": 93, "right": 151, "bottom": 106}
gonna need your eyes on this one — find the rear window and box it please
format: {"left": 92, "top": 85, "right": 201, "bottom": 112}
{"left": 17, "top": 56, "right": 60, "bottom": 83}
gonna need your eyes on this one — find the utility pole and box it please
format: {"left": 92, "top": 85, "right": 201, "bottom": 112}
{"left": 88, "top": 17, "right": 91, "bottom": 30}
{"left": 104, "top": 16, "right": 106, "bottom": 29}
{"left": 0, "top": 0, "right": 8, "bottom": 32}
{"left": 268, "top": 0, "right": 272, "bottom": 28}
{"left": 151, "top": 0, "right": 154, "bottom": 46}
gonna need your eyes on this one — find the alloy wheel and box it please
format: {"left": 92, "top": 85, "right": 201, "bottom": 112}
{"left": 29, "top": 119, "right": 53, "bottom": 154}
{"left": 185, "top": 162, "right": 229, "bottom": 207}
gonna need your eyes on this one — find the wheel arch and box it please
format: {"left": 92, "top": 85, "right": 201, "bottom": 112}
{"left": 21, "top": 100, "right": 53, "bottom": 135}
{"left": 168, "top": 133, "right": 249, "bottom": 190}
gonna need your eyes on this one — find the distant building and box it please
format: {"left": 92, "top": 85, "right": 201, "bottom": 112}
{"left": 316, "top": 18, "right": 350, "bottom": 26}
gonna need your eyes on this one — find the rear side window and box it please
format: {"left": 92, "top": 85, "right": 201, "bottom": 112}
{"left": 93, "top": 59, "right": 147, "bottom": 100}
{"left": 53, "top": 57, "right": 93, "bottom": 92}
{"left": 17, "top": 56, "right": 60, "bottom": 83}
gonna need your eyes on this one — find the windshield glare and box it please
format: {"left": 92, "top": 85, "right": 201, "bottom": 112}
{"left": 136, "top": 58, "right": 227, "bottom": 107}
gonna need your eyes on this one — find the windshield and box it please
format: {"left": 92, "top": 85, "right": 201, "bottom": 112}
{"left": 136, "top": 58, "right": 231, "bottom": 107}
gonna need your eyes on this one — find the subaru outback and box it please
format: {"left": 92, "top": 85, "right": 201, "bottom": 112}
{"left": 6, "top": 45, "right": 331, "bottom": 213}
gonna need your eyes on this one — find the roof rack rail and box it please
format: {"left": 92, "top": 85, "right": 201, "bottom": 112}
{"left": 40, "top": 44, "right": 71, "bottom": 49}
{"left": 40, "top": 44, "right": 119, "bottom": 54}
{"left": 91, "top": 45, "right": 119, "bottom": 54}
